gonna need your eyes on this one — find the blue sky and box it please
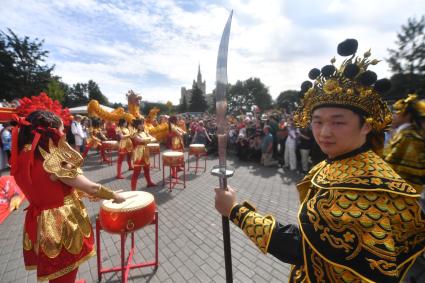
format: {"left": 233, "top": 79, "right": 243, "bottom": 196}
{"left": 1, "top": 0, "right": 424, "bottom": 105}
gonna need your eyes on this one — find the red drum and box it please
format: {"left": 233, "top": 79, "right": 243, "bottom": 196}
{"left": 189, "top": 144, "right": 206, "bottom": 155}
{"left": 147, "top": 143, "right": 160, "bottom": 154}
{"left": 99, "top": 191, "right": 156, "bottom": 234}
{"left": 102, "top": 140, "right": 119, "bottom": 150}
{"left": 162, "top": 151, "right": 184, "bottom": 166}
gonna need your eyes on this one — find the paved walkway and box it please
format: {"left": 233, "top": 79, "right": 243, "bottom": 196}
{"left": 0, "top": 150, "right": 303, "bottom": 283}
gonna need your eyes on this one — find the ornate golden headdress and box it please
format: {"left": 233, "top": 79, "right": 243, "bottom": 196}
{"left": 293, "top": 39, "right": 392, "bottom": 131}
{"left": 393, "top": 94, "right": 425, "bottom": 117}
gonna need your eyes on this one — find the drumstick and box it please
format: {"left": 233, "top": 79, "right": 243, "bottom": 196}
{"left": 124, "top": 194, "right": 138, "bottom": 200}
{"left": 115, "top": 189, "right": 124, "bottom": 193}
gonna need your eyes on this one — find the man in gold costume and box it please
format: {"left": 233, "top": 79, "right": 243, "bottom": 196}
{"left": 384, "top": 94, "right": 425, "bottom": 193}
{"left": 215, "top": 39, "right": 425, "bottom": 282}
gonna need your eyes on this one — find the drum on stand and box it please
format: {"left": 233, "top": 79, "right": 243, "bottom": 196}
{"left": 189, "top": 144, "right": 206, "bottom": 155}
{"left": 188, "top": 144, "right": 207, "bottom": 173}
{"left": 146, "top": 143, "right": 160, "bottom": 154}
{"left": 162, "top": 151, "right": 184, "bottom": 166}
{"left": 99, "top": 191, "right": 156, "bottom": 234}
{"left": 162, "top": 151, "right": 185, "bottom": 191}
{"left": 102, "top": 140, "right": 119, "bottom": 150}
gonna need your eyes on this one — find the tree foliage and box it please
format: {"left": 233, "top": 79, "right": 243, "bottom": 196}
{"left": 179, "top": 93, "right": 188, "bottom": 113}
{"left": 276, "top": 90, "right": 300, "bottom": 112}
{"left": 227, "top": 78, "right": 272, "bottom": 115}
{"left": 245, "top": 78, "right": 272, "bottom": 111}
{"left": 64, "top": 83, "right": 89, "bottom": 107}
{"left": 88, "top": 80, "right": 109, "bottom": 105}
{"left": 141, "top": 101, "right": 168, "bottom": 115}
{"left": 387, "top": 16, "right": 425, "bottom": 98}
{"left": 0, "top": 28, "right": 54, "bottom": 100}
{"left": 189, "top": 82, "right": 208, "bottom": 112}
{"left": 44, "top": 77, "right": 66, "bottom": 103}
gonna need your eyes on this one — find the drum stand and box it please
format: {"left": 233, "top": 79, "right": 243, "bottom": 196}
{"left": 187, "top": 150, "right": 207, "bottom": 174}
{"left": 150, "top": 151, "right": 161, "bottom": 170}
{"left": 162, "top": 161, "right": 186, "bottom": 192}
{"left": 95, "top": 211, "right": 159, "bottom": 283}
{"left": 101, "top": 146, "right": 115, "bottom": 166}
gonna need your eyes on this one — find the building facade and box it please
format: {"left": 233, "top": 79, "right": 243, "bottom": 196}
{"left": 180, "top": 64, "right": 207, "bottom": 105}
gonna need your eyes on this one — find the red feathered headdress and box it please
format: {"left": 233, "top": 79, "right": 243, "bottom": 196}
{"left": 16, "top": 92, "right": 72, "bottom": 126}
{"left": 10, "top": 92, "right": 69, "bottom": 181}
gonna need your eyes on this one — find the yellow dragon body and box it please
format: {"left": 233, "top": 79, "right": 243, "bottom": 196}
{"left": 87, "top": 90, "right": 169, "bottom": 142}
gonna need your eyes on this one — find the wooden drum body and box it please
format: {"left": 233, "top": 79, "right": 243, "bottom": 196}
{"left": 147, "top": 143, "right": 160, "bottom": 154}
{"left": 102, "top": 140, "right": 119, "bottom": 150}
{"left": 99, "top": 191, "right": 156, "bottom": 234}
{"left": 162, "top": 151, "right": 184, "bottom": 166}
{"left": 189, "top": 144, "right": 206, "bottom": 155}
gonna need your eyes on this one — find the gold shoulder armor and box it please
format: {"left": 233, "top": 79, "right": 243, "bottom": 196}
{"left": 39, "top": 137, "right": 84, "bottom": 178}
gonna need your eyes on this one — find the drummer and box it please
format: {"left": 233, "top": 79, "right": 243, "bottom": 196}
{"left": 167, "top": 116, "right": 186, "bottom": 178}
{"left": 82, "top": 118, "right": 110, "bottom": 163}
{"left": 167, "top": 116, "right": 185, "bottom": 151}
{"left": 10, "top": 110, "right": 125, "bottom": 283}
{"left": 116, "top": 118, "right": 133, "bottom": 179}
{"left": 131, "top": 118, "right": 157, "bottom": 190}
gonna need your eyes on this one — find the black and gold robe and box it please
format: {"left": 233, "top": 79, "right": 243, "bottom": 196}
{"left": 384, "top": 124, "right": 425, "bottom": 193}
{"left": 230, "top": 146, "right": 425, "bottom": 283}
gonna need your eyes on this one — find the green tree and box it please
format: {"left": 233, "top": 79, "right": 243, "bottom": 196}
{"left": 208, "top": 90, "right": 217, "bottom": 113}
{"left": 276, "top": 90, "right": 300, "bottom": 112}
{"left": 179, "top": 94, "right": 188, "bottom": 113}
{"left": 0, "top": 29, "right": 54, "bottom": 100}
{"left": 141, "top": 101, "right": 168, "bottom": 115}
{"left": 245, "top": 78, "right": 272, "bottom": 111}
{"left": 88, "top": 80, "right": 109, "bottom": 105}
{"left": 189, "top": 82, "right": 208, "bottom": 112}
{"left": 227, "top": 78, "right": 272, "bottom": 115}
{"left": 0, "top": 33, "right": 15, "bottom": 100}
{"left": 64, "top": 83, "right": 89, "bottom": 107}
{"left": 387, "top": 16, "right": 425, "bottom": 98}
{"left": 228, "top": 80, "right": 252, "bottom": 115}
{"left": 44, "top": 77, "right": 66, "bottom": 103}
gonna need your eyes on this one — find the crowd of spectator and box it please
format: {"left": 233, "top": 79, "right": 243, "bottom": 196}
{"left": 0, "top": 97, "right": 324, "bottom": 176}
{"left": 180, "top": 111, "right": 325, "bottom": 175}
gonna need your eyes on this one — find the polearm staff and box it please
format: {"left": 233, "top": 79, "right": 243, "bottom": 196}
{"left": 212, "top": 10, "right": 234, "bottom": 283}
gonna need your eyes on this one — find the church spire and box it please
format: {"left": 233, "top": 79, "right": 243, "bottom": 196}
{"left": 197, "top": 63, "right": 202, "bottom": 84}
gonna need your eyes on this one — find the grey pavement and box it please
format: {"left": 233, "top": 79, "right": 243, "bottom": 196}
{"left": 0, "top": 149, "right": 303, "bottom": 283}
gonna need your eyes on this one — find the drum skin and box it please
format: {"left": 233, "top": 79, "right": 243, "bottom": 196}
{"left": 99, "top": 192, "right": 156, "bottom": 234}
{"left": 189, "top": 144, "right": 206, "bottom": 155}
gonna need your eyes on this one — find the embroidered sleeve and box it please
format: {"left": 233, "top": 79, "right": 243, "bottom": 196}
{"left": 229, "top": 201, "right": 303, "bottom": 265}
{"left": 39, "top": 137, "right": 83, "bottom": 178}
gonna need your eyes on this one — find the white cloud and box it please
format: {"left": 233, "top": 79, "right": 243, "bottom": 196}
{"left": 1, "top": 0, "right": 424, "bottom": 105}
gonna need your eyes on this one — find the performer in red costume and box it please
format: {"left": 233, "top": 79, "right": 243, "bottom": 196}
{"left": 81, "top": 118, "right": 110, "bottom": 163}
{"left": 116, "top": 118, "right": 133, "bottom": 179}
{"left": 10, "top": 110, "right": 125, "bottom": 283}
{"left": 130, "top": 118, "right": 157, "bottom": 190}
{"left": 167, "top": 116, "right": 186, "bottom": 178}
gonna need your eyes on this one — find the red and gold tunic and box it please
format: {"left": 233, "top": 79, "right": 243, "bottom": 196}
{"left": 167, "top": 124, "right": 185, "bottom": 151}
{"left": 85, "top": 127, "right": 103, "bottom": 149}
{"left": 12, "top": 139, "right": 94, "bottom": 282}
{"left": 132, "top": 131, "right": 155, "bottom": 167}
{"left": 116, "top": 126, "right": 133, "bottom": 154}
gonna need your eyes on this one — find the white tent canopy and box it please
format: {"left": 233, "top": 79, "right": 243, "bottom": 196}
{"left": 68, "top": 104, "right": 114, "bottom": 115}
